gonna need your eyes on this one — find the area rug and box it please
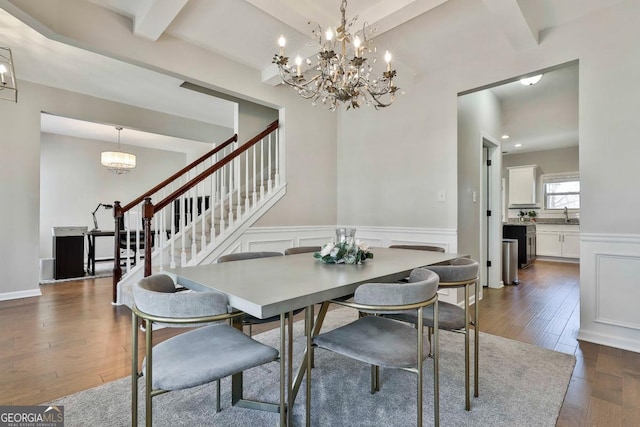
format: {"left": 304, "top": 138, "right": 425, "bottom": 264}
{"left": 49, "top": 308, "right": 575, "bottom": 426}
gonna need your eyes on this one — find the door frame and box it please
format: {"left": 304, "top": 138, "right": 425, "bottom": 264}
{"left": 480, "top": 132, "right": 503, "bottom": 288}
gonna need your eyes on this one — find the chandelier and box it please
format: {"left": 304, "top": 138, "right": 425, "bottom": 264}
{"left": 101, "top": 126, "right": 136, "bottom": 174}
{"left": 273, "top": 0, "right": 399, "bottom": 111}
{"left": 0, "top": 47, "right": 17, "bottom": 103}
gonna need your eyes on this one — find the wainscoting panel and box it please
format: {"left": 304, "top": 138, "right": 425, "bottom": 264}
{"left": 595, "top": 254, "right": 640, "bottom": 330}
{"left": 578, "top": 233, "right": 640, "bottom": 353}
{"left": 227, "top": 225, "right": 460, "bottom": 304}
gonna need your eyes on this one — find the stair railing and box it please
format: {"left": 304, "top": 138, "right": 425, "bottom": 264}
{"left": 111, "top": 120, "right": 280, "bottom": 302}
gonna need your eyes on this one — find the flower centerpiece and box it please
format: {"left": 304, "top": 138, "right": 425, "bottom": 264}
{"left": 314, "top": 239, "right": 374, "bottom": 264}
{"left": 314, "top": 228, "right": 373, "bottom": 264}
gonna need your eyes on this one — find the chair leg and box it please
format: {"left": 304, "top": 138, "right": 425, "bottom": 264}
{"left": 433, "top": 303, "right": 440, "bottom": 427}
{"left": 474, "top": 280, "right": 480, "bottom": 398}
{"left": 215, "top": 379, "right": 221, "bottom": 412}
{"left": 464, "top": 284, "right": 471, "bottom": 411}
{"left": 370, "top": 365, "right": 380, "bottom": 394}
{"left": 131, "top": 312, "right": 139, "bottom": 427}
{"left": 145, "top": 318, "right": 153, "bottom": 427}
{"left": 417, "top": 306, "right": 423, "bottom": 427}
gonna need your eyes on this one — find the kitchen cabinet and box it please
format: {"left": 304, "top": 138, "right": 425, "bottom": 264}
{"left": 508, "top": 165, "right": 537, "bottom": 205}
{"left": 503, "top": 224, "right": 536, "bottom": 269}
{"left": 536, "top": 224, "right": 580, "bottom": 259}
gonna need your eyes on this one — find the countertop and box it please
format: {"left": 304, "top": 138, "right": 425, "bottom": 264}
{"left": 505, "top": 218, "right": 580, "bottom": 225}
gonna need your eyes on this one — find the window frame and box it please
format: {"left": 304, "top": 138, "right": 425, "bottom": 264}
{"left": 542, "top": 172, "right": 580, "bottom": 211}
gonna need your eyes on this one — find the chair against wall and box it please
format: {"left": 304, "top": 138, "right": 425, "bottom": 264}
{"left": 283, "top": 246, "right": 322, "bottom": 255}
{"left": 312, "top": 268, "right": 440, "bottom": 427}
{"left": 217, "top": 251, "right": 304, "bottom": 336}
{"left": 386, "top": 258, "right": 480, "bottom": 411}
{"left": 389, "top": 244, "right": 445, "bottom": 253}
{"left": 131, "top": 274, "right": 281, "bottom": 426}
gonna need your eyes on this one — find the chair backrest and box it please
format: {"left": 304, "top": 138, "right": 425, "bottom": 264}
{"left": 353, "top": 268, "right": 439, "bottom": 313}
{"left": 284, "top": 246, "right": 322, "bottom": 255}
{"left": 389, "top": 244, "right": 445, "bottom": 253}
{"left": 217, "top": 251, "right": 283, "bottom": 263}
{"left": 133, "top": 274, "right": 228, "bottom": 323}
{"left": 426, "top": 258, "right": 479, "bottom": 283}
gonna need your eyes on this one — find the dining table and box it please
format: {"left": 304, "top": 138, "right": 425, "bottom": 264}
{"left": 166, "top": 247, "right": 465, "bottom": 426}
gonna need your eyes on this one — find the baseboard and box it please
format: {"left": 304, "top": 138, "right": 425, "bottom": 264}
{"left": 577, "top": 329, "right": 640, "bottom": 354}
{"left": 0, "top": 288, "right": 42, "bottom": 301}
{"left": 536, "top": 256, "right": 579, "bottom": 264}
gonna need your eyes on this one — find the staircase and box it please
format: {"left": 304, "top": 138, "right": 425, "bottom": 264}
{"left": 111, "top": 121, "right": 285, "bottom": 306}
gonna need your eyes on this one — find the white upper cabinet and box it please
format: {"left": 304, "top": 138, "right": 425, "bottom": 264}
{"left": 508, "top": 165, "right": 537, "bottom": 205}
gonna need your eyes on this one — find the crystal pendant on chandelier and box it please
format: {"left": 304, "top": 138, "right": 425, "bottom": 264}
{"left": 273, "top": 0, "right": 399, "bottom": 111}
{"left": 101, "top": 126, "right": 136, "bottom": 174}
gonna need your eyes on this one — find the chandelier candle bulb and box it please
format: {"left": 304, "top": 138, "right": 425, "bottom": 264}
{"left": 325, "top": 27, "right": 334, "bottom": 41}
{"left": 384, "top": 51, "right": 392, "bottom": 71}
{"left": 295, "top": 55, "right": 302, "bottom": 76}
{"left": 353, "top": 36, "right": 361, "bottom": 57}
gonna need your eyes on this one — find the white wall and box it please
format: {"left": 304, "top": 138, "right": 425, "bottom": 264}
{"left": 40, "top": 132, "right": 186, "bottom": 259}
{"left": 457, "top": 90, "right": 503, "bottom": 291}
{"left": 0, "top": 84, "right": 42, "bottom": 298}
{"left": 457, "top": 90, "right": 502, "bottom": 263}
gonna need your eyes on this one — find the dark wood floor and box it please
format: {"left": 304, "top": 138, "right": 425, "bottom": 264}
{"left": 1, "top": 260, "right": 639, "bottom": 425}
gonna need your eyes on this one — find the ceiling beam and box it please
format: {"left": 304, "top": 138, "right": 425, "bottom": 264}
{"left": 482, "top": 0, "right": 540, "bottom": 50}
{"left": 133, "top": 0, "right": 188, "bottom": 41}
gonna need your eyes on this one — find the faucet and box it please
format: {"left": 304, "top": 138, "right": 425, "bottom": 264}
{"left": 564, "top": 206, "right": 569, "bottom": 223}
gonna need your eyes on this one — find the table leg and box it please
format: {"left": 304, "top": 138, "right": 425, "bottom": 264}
{"left": 87, "top": 235, "right": 95, "bottom": 276}
{"left": 280, "top": 313, "right": 286, "bottom": 426}
{"left": 287, "top": 311, "right": 293, "bottom": 426}
{"left": 292, "top": 301, "right": 329, "bottom": 402}
{"left": 231, "top": 316, "right": 244, "bottom": 407}
{"left": 305, "top": 306, "right": 313, "bottom": 427}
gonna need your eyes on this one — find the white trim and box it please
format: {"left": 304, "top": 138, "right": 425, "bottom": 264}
{"left": 0, "top": 288, "right": 42, "bottom": 301}
{"left": 577, "top": 329, "right": 640, "bottom": 354}
{"left": 581, "top": 233, "right": 640, "bottom": 243}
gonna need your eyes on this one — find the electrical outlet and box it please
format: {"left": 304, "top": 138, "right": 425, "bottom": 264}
{"left": 438, "top": 190, "right": 446, "bottom": 202}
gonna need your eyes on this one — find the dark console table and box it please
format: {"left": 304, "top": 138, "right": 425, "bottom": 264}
{"left": 86, "top": 230, "right": 155, "bottom": 276}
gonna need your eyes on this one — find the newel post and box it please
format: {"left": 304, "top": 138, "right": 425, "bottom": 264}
{"left": 143, "top": 197, "right": 154, "bottom": 277}
{"left": 112, "top": 201, "right": 123, "bottom": 304}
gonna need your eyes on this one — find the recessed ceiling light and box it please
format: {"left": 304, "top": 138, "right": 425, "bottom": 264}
{"left": 514, "top": 143, "right": 523, "bottom": 148}
{"left": 520, "top": 74, "right": 543, "bottom": 86}
{"left": 501, "top": 134, "right": 510, "bottom": 139}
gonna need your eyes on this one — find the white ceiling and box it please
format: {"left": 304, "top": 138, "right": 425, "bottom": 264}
{"left": 1, "top": 0, "right": 625, "bottom": 153}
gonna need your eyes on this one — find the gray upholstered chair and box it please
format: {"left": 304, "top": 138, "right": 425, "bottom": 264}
{"left": 131, "top": 274, "right": 281, "bottom": 426}
{"left": 312, "top": 268, "right": 440, "bottom": 427}
{"left": 386, "top": 258, "right": 480, "bottom": 411}
{"left": 389, "top": 244, "right": 445, "bottom": 253}
{"left": 217, "top": 251, "right": 304, "bottom": 336}
{"left": 284, "top": 246, "right": 322, "bottom": 255}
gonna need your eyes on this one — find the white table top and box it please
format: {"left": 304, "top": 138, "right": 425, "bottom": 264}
{"left": 167, "top": 247, "right": 464, "bottom": 319}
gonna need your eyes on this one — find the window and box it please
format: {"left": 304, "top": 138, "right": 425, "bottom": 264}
{"left": 543, "top": 173, "right": 580, "bottom": 210}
